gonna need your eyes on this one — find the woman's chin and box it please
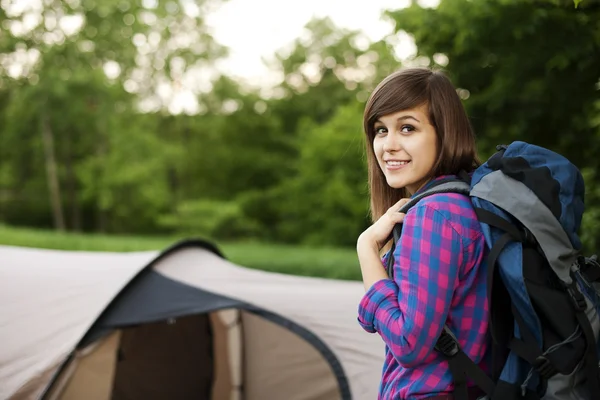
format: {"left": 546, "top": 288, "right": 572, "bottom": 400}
{"left": 385, "top": 178, "right": 406, "bottom": 190}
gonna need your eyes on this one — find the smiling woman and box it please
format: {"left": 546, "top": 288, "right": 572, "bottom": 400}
{"left": 362, "top": 67, "right": 480, "bottom": 219}
{"left": 372, "top": 104, "right": 439, "bottom": 195}
{"left": 355, "top": 67, "right": 489, "bottom": 400}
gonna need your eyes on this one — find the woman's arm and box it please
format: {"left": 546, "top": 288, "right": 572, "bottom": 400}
{"left": 356, "top": 238, "right": 390, "bottom": 291}
{"left": 357, "top": 204, "right": 463, "bottom": 368}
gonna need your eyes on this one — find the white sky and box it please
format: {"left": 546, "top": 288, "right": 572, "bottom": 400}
{"left": 204, "top": 0, "right": 434, "bottom": 87}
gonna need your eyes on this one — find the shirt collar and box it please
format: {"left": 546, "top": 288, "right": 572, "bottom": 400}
{"left": 410, "top": 175, "right": 456, "bottom": 199}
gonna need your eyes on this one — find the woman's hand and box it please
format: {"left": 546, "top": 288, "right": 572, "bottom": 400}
{"left": 356, "top": 197, "right": 411, "bottom": 290}
{"left": 357, "top": 198, "right": 411, "bottom": 253}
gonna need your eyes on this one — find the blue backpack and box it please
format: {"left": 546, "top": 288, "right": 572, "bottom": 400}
{"left": 386, "top": 141, "right": 600, "bottom": 400}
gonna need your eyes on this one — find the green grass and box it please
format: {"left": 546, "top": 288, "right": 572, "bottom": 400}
{"left": 0, "top": 224, "right": 362, "bottom": 281}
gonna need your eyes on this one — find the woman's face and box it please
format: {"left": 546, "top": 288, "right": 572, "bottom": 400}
{"left": 372, "top": 104, "right": 439, "bottom": 195}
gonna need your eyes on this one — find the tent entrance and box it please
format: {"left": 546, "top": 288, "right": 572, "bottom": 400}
{"left": 45, "top": 307, "right": 342, "bottom": 400}
{"left": 112, "top": 314, "right": 214, "bottom": 399}
{"left": 46, "top": 309, "right": 244, "bottom": 400}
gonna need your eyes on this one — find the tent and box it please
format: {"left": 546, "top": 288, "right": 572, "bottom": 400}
{"left": 0, "top": 239, "right": 385, "bottom": 400}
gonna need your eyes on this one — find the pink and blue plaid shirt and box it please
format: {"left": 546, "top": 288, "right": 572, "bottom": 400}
{"left": 358, "top": 175, "right": 491, "bottom": 399}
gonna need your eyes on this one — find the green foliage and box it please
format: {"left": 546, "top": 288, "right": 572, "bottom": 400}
{"left": 274, "top": 102, "right": 370, "bottom": 246}
{"left": 580, "top": 168, "right": 600, "bottom": 253}
{"left": 157, "top": 198, "right": 261, "bottom": 240}
{"left": 386, "top": 0, "right": 600, "bottom": 163}
{"left": 4, "top": 0, "right": 600, "bottom": 254}
{"left": 77, "top": 113, "right": 178, "bottom": 232}
{"left": 0, "top": 0, "right": 231, "bottom": 233}
{"left": 266, "top": 17, "right": 399, "bottom": 135}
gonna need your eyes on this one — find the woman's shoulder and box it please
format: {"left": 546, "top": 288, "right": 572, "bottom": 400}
{"left": 409, "top": 192, "right": 483, "bottom": 242}
{"left": 416, "top": 190, "right": 474, "bottom": 215}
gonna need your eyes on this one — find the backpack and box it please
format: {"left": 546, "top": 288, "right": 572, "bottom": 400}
{"left": 385, "top": 141, "right": 600, "bottom": 400}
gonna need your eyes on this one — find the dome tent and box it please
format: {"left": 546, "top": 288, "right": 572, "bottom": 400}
{"left": 0, "top": 239, "right": 385, "bottom": 400}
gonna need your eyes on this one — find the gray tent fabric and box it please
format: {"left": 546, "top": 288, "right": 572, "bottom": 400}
{"left": 0, "top": 240, "right": 386, "bottom": 400}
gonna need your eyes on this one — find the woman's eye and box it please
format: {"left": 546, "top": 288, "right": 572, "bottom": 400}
{"left": 400, "top": 125, "right": 415, "bottom": 133}
{"left": 375, "top": 126, "right": 387, "bottom": 135}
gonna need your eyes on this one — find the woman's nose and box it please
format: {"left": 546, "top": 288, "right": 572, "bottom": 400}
{"left": 383, "top": 133, "right": 402, "bottom": 152}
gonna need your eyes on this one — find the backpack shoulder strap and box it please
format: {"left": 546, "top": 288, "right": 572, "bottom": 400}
{"left": 385, "top": 178, "right": 471, "bottom": 277}
{"left": 436, "top": 326, "right": 496, "bottom": 400}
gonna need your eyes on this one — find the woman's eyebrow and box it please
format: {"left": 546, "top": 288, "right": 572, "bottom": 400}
{"left": 374, "top": 115, "right": 421, "bottom": 125}
{"left": 396, "top": 115, "right": 420, "bottom": 123}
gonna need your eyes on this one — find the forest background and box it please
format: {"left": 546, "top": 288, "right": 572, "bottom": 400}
{"left": 1, "top": 0, "right": 599, "bottom": 279}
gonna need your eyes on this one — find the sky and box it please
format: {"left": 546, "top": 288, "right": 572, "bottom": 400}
{"left": 203, "top": 0, "right": 436, "bottom": 88}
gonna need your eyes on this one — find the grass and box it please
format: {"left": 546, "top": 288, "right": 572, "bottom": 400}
{"left": 0, "top": 224, "right": 362, "bottom": 281}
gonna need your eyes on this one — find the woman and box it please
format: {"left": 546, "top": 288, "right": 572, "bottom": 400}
{"left": 356, "top": 67, "right": 490, "bottom": 399}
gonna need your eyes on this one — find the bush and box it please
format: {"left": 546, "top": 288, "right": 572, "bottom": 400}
{"left": 157, "top": 199, "right": 261, "bottom": 240}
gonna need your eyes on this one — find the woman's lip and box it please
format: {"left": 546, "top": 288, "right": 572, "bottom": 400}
{"left": 385, "top": 161, "right": 410, "bottom": 170}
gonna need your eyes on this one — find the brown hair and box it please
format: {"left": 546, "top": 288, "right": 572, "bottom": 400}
{"left": 363, "top": 67, "right": 480, "bottom": 222}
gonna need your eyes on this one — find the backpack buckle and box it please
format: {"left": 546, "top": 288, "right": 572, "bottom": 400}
{"left": 533, "top": 356, "right": 558, "bottom": 380}
{"left": 566, "top": 283, "right": 587, "bottom": 311}
{"left": 435, "top": 326, "right": 460, "bottom": 357}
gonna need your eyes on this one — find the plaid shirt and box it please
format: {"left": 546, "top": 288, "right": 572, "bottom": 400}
{"left": 358, "top": 175, "right": 490, "bottom": 399}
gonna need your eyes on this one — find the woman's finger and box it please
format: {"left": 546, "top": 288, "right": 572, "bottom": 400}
{"left": 391, "top": 211, "right": 406, "bottom": 223}
{"left": 385, "top": 209, "right": 405, "bottom": 224}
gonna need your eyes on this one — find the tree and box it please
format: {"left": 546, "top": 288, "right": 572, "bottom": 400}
{"left": 226, "top": 17, "right": 402, "bottom": 244}
{"left": 385, "top": 0, "right": 600, "bottom": 250}
{"left": 386, "top": 0, "right": 600, "bottom": 160}
{"left": 268, "top": 101, "right": 370, "bottom": 246}
{"left": 265, "top": 17, "right": 400, "bottom": 136}
{"left": 0, "top": 0, "right": 229, "bottom": 232}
